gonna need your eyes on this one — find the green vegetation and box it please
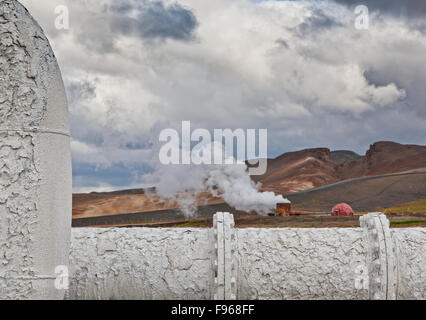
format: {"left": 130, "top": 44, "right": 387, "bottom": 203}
{"left": 384, "top": 199, "right": 426, "bottom": 213}
{"left": 390, "top": 220, "right": 426, "bottom": 227}
{"left": 175, "top": 218, "right": 209, "bottom": 228}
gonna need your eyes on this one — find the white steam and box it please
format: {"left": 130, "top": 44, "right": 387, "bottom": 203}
{"left": 143, "top": 139, "right": 289, "bottom": 217}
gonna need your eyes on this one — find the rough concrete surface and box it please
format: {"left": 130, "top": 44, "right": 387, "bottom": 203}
{"left": 67, "top": 213, "right": 426, "bottom": 300}
{"left": 236, "top": 228, "right": 368, "bottom": 300}
{"left": 67, "top": 228, "right": 213, "bottom": 300}
{"left": 0, "top": 0, "right": 71, "bottom": 299}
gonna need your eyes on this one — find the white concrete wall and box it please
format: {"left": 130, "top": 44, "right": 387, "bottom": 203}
{"left": 67, "top": 214, "right": 426, "bottom": 300}
{"left": 0, "top": 0, "right": 71, "bottom": 299}
{"left": 392, "top": 229, "right": 426, "bottom": 300}
{"left": 67, "top": 228, "right": 214, "bottom": 300}
{"left": 236, "top": 228, "right": 368, "bottom": 300}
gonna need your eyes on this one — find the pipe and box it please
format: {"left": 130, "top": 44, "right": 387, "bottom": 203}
{"left": 67, "top": 213, "right": 426, "bottom": 300}
{"left": 0, "top": 0, "right": 72, "bottom": 299}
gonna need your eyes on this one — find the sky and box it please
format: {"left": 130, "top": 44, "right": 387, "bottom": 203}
{"left": 20, "top": 0, "right": 426, "bottom": 192}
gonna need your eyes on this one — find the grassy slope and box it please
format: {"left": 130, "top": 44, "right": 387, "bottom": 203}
{"left": 285, "top": 172, "right": 426, "bottom": 212}
{"left": 383, "top": 199, "right": 426, "bottom": 213}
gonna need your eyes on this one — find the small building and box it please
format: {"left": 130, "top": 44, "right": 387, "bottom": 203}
{"left": 276, "top": 203, "right": 292, "bottom": 216}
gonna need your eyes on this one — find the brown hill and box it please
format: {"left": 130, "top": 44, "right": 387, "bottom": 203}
{"left": 256, "top": 141, "right": 426, "bottom": 194}
{"left": 330, "top": 150, "right": 361, "bottom": 164}
{"left": 253, "top": 148, "right": 340, "bottom": 194}
{"left": 337, "top": 141, "right": 426, "bottom": 179}
{"left": 72, "top": 191, "right": 224, "bottom": 219}
{"left": 73, "top": 141, "right": 426, "bottom": 220}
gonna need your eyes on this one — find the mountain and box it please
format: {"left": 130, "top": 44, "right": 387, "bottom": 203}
{"left": 336, "top": 141, "right": 426, "bottom": 179}
{"left": 330, "top": 150, "right": 361, "bottom": 164}
{"left": 73, "top": 141, "right": 426, "bottom": 220}
{"left": 253, "top": 148, "right": 340, "bottom": 194}
{"left": 256, "top": 141, "right": 426, "bottom": 194}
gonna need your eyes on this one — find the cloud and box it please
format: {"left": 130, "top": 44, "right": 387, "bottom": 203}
{"left": 110, "top": 0, "right": 198, "bottom": 41}
{"left": 75, "top": 0, "right": 198, "bottom": 53}
{"left": 296, "top": 8, "right": 343, "bottom": 35}
{"left": 19, "top": 0, "right": 426, "bottom": 191}
{"left": 335, "top": 0, "right": 426, "bottom": 18}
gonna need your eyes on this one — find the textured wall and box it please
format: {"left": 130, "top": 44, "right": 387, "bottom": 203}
{"left": 393, "top": 229, "right": 426, "bottom": 300}
{"left": 0, "top": 0, "right": 71, "bottom": 299}
{"left": 67, "top": 228, "right": 214, "bottom": 300}
{"left": 236, "top": 228, "right": 368, "bottom": 300}
{"left": 67, "top": 214, "right": 426, "bottom": 300}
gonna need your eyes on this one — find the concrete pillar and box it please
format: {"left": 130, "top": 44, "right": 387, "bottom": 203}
{"left": 212, "top": 212, "right": 237, "bottom": 300}
{"left": 0, "top": 0, "right": 71, "bottom": 299}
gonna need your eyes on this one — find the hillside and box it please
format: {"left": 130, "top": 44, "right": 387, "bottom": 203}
{"left": 253, "top": 148, "right": 340, "bottom": 194}
{"left": 73, "top": 141, "right": 426, "bottom": 221}
{"left": 330, "top": 150, "right": 361, "bottom": 164}
{"left": 337, "top": 141, "right": 426, "bottom": 179}
{"left": 256, "top": 141, "right": 426, "bottom": 194}
{"left": 73, "top": 191, "right": 224, "bottom": 219}
{"left": 285, "top": 172, "right": 426, "bottom": 212}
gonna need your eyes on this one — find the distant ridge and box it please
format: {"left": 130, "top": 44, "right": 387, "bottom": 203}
{"left": 73, "top": 141, "right": 426, "bottom": 218}
{"left": 336, "top": 141, "right": 426, "bottom": 179}
{"left": 88, "top": 187, "right": 156, "bottom": 196}
{"left": 254, "top": 141, "right": 426, "bottom": 194}
{"left": 330, "top": 150, "right": 361, "bottom": 164}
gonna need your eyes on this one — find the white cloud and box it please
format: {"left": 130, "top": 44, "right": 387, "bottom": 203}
{"left": 20, "top": 0, "right": 426, "bottom": 190}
